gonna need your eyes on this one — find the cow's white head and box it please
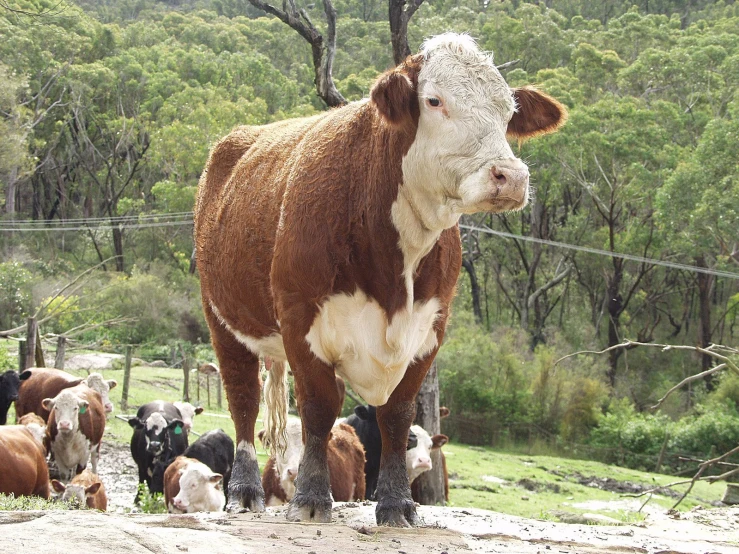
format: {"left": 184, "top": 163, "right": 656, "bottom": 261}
{"left": 172, "top": 459, "right": 224, "bottom": 513}
{"left": 406, "top": 424, "right": 448, "bottom": 484}
{"left": 42, "top": 389, "right": 87, "bottom": 434}
{"left": 260, "top": 418, "right": 303, "bottom": 500}
{"left": 173, "top": 401, "right": 204, "bottom": 432}
{"left": 85, "top": 373, "right": 117, "bottom": 414}
{"left": 372, "top": 33, "right": 567, "bottom": 234}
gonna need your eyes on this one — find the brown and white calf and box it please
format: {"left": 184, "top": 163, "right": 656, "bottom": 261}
{"left": 51, "top": 469, "right": 107, "bottom": 511}
{"left": 0, "top": 425, "right": 50, "bottom": 499}
{"left": 17, "top": 368, "right": 117, "bottom": 420}
{"left": 164, "top": 456, "right": 225, "bottom": 513}
{"left": 260, "top": 419, "right": 365, "bottom": 506}
{"left": 195, "top": 32, "right": 566, "bottom": 525}
{"left": 44, "top": 384, "right": 106, "bottom": 481}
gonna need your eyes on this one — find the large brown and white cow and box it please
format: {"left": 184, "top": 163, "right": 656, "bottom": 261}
{"left": 0, "top": 425, "right": 50, "bottom": 499}
{"left": 195, "top": 33, "right": 566, "bottom": 526}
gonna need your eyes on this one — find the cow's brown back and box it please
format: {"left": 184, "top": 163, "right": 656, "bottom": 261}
{"left": 0, "top": 426, "right": 49, "bottom": 499}
{"left": 327, "top": 423, "right": 366, "bottom": 502}
{"left": 16, "top": 368, "right": 82, "bottom": 421}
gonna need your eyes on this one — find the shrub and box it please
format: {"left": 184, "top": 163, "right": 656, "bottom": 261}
{"left": 134, "top": 483, "right": 167, "bottom": 514}
{"left": 0, "top": 262, "right": 32, "bottom": 330}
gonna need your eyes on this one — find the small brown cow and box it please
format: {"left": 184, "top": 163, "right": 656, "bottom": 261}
{"left": 260, "top": 420, "right": 365, "bottom": 506}
{"left": 0, "top": 425, "right": 50, "bottom": 499}
{"left": 44, "top": 384, "right": 106, "bottom": 481}
{"left": 195, "top": 32, "right": 566, "bottom": 525}
{"left": 17, "top": 368, "right": 117, "bottom": 420}
{"left": 51, "top": 469, "right": 107, "bottom": 511}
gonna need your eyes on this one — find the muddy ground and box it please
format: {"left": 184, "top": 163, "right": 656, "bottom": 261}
{"left": 7, "top": 443, "right": 736, "bottom": 554}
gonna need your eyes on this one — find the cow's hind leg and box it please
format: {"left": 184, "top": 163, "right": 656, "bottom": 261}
{"left": 283, "top": 333, "right": 341, "bottom": 523}
{"left": 205, "top": 307, "right": 264, "bottom": 513}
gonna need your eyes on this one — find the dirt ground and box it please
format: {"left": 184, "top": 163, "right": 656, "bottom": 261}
{"left": 2, "top": 501, "right": 738, "bottom": 554}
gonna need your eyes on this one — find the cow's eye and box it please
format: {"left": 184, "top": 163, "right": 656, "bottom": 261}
{"left": 426, "top": 97, "right": 443, "bottom": 108}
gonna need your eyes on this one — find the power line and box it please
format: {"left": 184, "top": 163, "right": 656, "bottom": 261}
{"left": 0, "top": 219, "right": 194, "bottom": 232}
{"left": 460, "top": 224, "right": 739, "bottom": 281}
{"left": 0, "top": 212, "right": 194, "bottom": 229}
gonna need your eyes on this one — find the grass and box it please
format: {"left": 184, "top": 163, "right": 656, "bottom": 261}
{"left": 6, "top": 360, "right": 727, "bottom": 522}
{"left": 0, "top": 494, "right": 75, "bottom": 511}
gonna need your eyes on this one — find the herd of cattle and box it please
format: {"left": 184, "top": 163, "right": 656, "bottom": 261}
{"left": 0, "top": 367, "right": 450, "bottom": 514}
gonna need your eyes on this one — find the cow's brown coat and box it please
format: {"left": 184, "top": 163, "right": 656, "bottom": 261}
{"left": 0, "top": 425, "right": 50, "bottom": 499}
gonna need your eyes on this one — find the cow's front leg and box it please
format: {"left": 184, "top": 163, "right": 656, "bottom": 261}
{"left": 205, "top": 306, "right": 265, "bottom": 513}
{"left": 284, "top": 340, "right": 341, "bottom": 523}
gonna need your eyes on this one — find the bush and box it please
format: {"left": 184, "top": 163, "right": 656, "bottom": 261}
{"left": 669, "top": 400, "right": 739, "bottom": 460}
{"left": 134, "top": 483, "right": 167, "bottom": 514}
{"left": 0, "top": 262, "right": 33, "bottom": 331}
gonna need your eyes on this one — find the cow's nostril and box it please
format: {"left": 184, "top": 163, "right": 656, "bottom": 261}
{"left": 491, "top": 166, "right": 507, "bottom": 184}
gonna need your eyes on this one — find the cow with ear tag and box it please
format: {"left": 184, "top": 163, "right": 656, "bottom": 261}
{"left": 43, "top": 384, "right": 106, "bottom": 482}
{"left": 128, "top": 400, "right": 188, "bottom": 499}
{"left": 195, "top": 32, "right": 567, "bottom": 526}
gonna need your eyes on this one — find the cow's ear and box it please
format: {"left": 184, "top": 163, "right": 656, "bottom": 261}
{"left": 78, "top": 400, "right": 89, "bottom": 414}
{"left": 42, "top": 398, "right": 54, "bottom": 411}
{"left": 354, "top": 406, "right": 369, "bottom": 420}
{"left": 209, "top": 473, "right": 223, "bottom": 485}
{"left": 128, "top": 417, "right": 143, "bottom": 429}
{"left": 107, "top": 379, "right": 118, "bottom": 390}
{"left": 194, "top": 406, "right": 204, "bottom": 415}
{"left": 51, "top": 479, "right": 66, "bottom": 493}
{"left": 508, "top": 87, "right": 568, "bottom": 140}
{"left": 431, "top": 434, "right": 448, "bottom": 449}
{"left": 85, "top": 482, "right": 102, "bottom": 496}
{"left": 19, "top": 370, "right": 32, "bottom": 381}
{"left": 257, "top": 429, "right": 266, "bottom": 444}
{"left": 371, "top": 57, "right": 421, "bottom": 130}
{"left": 168, "top": 419, "right": 184, "bottom": 435}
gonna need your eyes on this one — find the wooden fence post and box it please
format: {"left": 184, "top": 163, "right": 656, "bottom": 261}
{"left": 18, "top": 340, "right": 26, "bottom": 371}
{"left": 182, "top": 353, "right": 190, "bottom": 402}
{"left": 121, "top": 345, "right": 132, "bottom": 411}
{"left": 216, "top": 377, "right": 222, "bottom": 410}
{"left": 54, "top": 336, "right": 66, "bottom": 369}
{"left": 26, "top": 317, "right": 38, "bottom": 369}
{"left": 34, "top": 325, "right": 45, "bottom": 367}
{"left": 206, "top": 374, "right": 211, "bottom": 409}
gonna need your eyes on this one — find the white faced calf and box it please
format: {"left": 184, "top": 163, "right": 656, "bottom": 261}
{"left": 164, "top": 456, "right": 225, "bottom": 513}
{"left": 173, "top": 401, "right": 204, "bottom": 433}
{"left": 84, "top": 373, "right": 117, "bottom": 414}
{"left": 406, "top": 425, "right": 448, "bottom": 485}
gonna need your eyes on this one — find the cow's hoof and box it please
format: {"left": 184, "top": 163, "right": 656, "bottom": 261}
{"left": 228, "top": 483, "right": 265, "bottom": 513}
{"left": 285, "top": 494, "right": 332, "bottom": 523}
{"left": 375, "top": 498, "right": 419, "bottom": 527}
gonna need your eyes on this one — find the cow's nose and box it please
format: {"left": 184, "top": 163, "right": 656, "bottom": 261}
{"left": 148, "top": 441, "right": 161, "bottom": 452}
{"left": 490, "top": 165, "right": 529, "bottom": 192}
{"left": 414, "top": 456, "right": 432, "bottom": 470}
{"left": 58, "top": 421, "right": 72, "bottom": 431}
{"left": 104, "top": 403, "right": 113, "bottom": 412}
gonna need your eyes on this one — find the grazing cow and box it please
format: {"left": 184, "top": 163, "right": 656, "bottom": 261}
{"left": 18, "top": 413, "right": 47, "bottom": 450}
{"left": 194, "top": 33, "right": 566, "bottom": 525}
{"left": 44, "top": 384, "right": 106, "bottom": 482}
{"left": 17, "top": 368, "right": 117, "bottom": 420}
{"left": 173, "top": 401, "right": 204, "bottom": 433}
{"left": 182, "top": 429, "right": 234, "bottom": 501}
{"left": 51, "top": 469, "right": 107, "bottom": 511}
{"left": 260, "top": 419, "right": 365, "bottom": 506}
{"left": 0, "top": 370, "right": 28, "bottom": 425}
{"left": 128, "top": 401, "right": 187, "bottom": 497}
{"left": 164, "top": 456, "right": 225, "bottom": 513}
{"left": 0, "top": 425, "right": 50, "bottom": 499}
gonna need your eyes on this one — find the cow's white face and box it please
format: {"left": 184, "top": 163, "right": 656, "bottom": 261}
{"left": 403, "top": 34, "right": 528, "bottom": 226}
{"left": 173, "top": 401, "right": 203, "bottom": 431}
{"left": 273, "top": 419, "right": 303, "bottom": 500}
{"left": 173, "top": 461, "right": 224, "bottom": 513}
{"left": 85, "top": 373, "right": 116, "bottom": 414}
{"left": 43, "top": 390, "right": 86, "bottom": 434}
{"left": 406, "top": 425, "right": 448, "bottom": 484}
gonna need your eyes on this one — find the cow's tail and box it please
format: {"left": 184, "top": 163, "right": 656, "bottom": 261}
{"left": 262, "top": 358, "right": 289, "bottom": 457}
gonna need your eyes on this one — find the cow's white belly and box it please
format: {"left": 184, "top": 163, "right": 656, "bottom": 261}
{"left": 305, "top": 290, "right": 441, "bottom": 406}
{"left": 52, "top": 430, "right": 90, "bottom": 474}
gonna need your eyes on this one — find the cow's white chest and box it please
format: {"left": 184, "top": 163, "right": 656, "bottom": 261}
{"left": 52, "top": 430, "right": 90, "bottom": 474}
{"left": 305, "top": 290, "right": 440, "bottom": 406}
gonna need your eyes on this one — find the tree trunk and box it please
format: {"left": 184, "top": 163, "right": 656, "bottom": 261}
{"left": 112, "top": 226, "right": 125, "bottom": 272}
{"left": 462, "top": 258, "right": 483, "bottom": 325}
{"left": 695, "top": 256, "right": 714, "bottom": 389}
{"left": 389, "top": 0, "right": 425, "bottom": 65}
{"left": 606, "top": 260, "right": 624, "bottom": 388}
{"left": 26, "top": 318, "right": 38, "bottom": 370}
{"left": 413, "top": 361, "right": 445, "bottom": 505}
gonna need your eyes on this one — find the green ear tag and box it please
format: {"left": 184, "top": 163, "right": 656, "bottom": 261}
{"left": 79, "top": 405, "right": 87, "bottom": 414}
{"left": 174, "top": 425, "right": 182, "bottom": 435}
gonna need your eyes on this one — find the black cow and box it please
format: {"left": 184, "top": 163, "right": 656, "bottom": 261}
{"left": 345, "top": 405, "right": 417, "bottom": 500}
{"left": 0, "top": 370, "right": 29, "bottom": 425}
{"left": 183, "top": 429, "right": 234, "bottom": 501}
{"left": 128, "top": 401, "right": 187, "bottom": 499}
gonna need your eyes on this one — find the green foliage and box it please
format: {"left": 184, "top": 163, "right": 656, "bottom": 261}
{"left": 134, "top": 483, "right": 167, "bottom": 513}
{"left": 0, "top": 262, "right": 33, "bottom": 331}
{"left": 0, "top": 493, "right": 73, "bottom": 511}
